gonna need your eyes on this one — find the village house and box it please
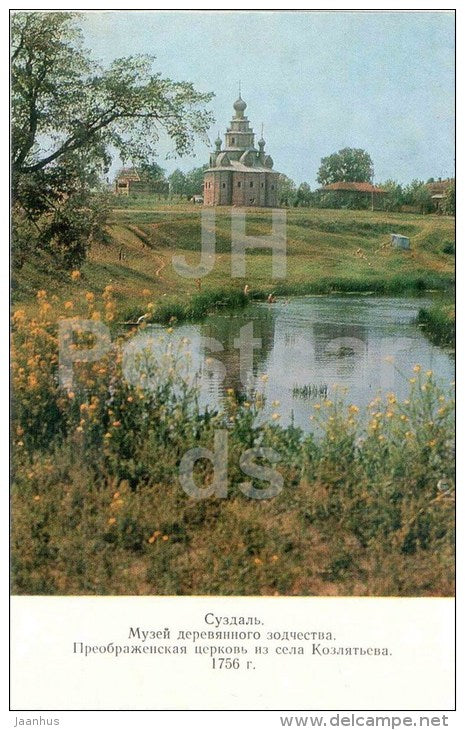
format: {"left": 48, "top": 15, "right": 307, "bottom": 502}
{"left": 319, "top": 181, "right": 387, "bottom": 209}
{"left": 114, "top": 167, "right": 168, "bottom": 196}
{"left": 114, "top": 168, "right": 141, "bottom": 195}
{"left": 203, "top": 94, "right": 280, "bottom": 207}
{"left": 425, "top": 179, "right": 454, "bottom": 211}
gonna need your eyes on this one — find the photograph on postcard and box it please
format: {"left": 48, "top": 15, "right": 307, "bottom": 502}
{"left": 11, "top": 9, "right": 454, "bottom": 600}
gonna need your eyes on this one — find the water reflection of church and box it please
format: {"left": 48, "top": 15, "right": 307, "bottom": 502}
{"left": 313, "top": 323, "right": 368, "bottom": 366}
{"left": 199, "top": 307, "right": 276, "bottom": 394}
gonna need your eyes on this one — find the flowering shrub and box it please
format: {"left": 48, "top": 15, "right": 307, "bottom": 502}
{"left": 11, "top": 290, "right": 455, "bottom": 596}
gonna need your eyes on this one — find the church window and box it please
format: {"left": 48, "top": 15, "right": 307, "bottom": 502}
{"left": 250, "top": 181, "right": 254, "bottom": 188}
{"left": 237, "top": 181, "right": 241, "bottom": 188}
{"left": 222, "top": 183, "right": 226, "bottom": 189}
{"left": 261, "top": 183, "right": 264, "bottom": 188}
{"left": 232, "top": 137, "right": 235, "bottom": 144}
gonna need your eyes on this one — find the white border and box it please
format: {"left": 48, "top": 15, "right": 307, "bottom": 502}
{"left": 3, "top": 3, "right": 461, "bottom": 726}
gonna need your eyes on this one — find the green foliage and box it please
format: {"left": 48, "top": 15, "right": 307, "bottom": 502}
{"left": 167, "top": 165, "right": 208, "bottom": 198}
{"left": 418, "top": 304, "right": 455, "bottom": 346}
{"left": 278, "top": 174, "right": 297, "bottom": 206}
{"left": 317, "top": 147, "right": 374, "bottom": 186}
{"left": 185, "top": 165, "right": 209, "bottom": 197}
{"left": 403, "top": 180, "right": 434, "bottom": 214}
{"left": 11, "top": 12, "right": 214, "bottom": 175}
{"left": 442, "top": 182, "right": 455, "bottom": 216}
{"left": 381, "top": 179, "right": 404, "bottom": 212}
{"left": 13, "top": 160, "right": 113, "bottom": 269}
{"left": 296, "top": 182, "right": 312, "bottom": 207}
{"left": 139, "top": 162, "right": 166, "bottom": 183}
{"left": 168, "top": 169, "right": 188, "bottom": 196}
{"left": 11, "top": 11, "right": 214, "bottom": 268}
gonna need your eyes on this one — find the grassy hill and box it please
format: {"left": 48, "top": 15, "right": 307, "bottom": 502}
{"left": 13, "top": 204, "right": 455, "bottom": 322}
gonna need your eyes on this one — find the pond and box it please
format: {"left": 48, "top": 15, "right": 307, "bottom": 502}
{"left": 133, "top": 295, "right": 454, "bottom": 432}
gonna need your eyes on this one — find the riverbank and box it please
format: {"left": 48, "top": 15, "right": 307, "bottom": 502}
{"left": 418, "top": 303, "right": 455, "bottom": 346}
{"left": 12, "top": 207, "right": 454, "bottom": 325}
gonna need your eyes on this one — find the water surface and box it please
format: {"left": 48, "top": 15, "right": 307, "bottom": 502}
{"left": 141, "top": 295, "right": 454, "bottom": 432}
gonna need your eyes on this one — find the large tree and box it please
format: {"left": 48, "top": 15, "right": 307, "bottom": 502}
{"left": 278, "top": 174, "right": 297, "bottom": 207}
{"left": 317, "top": 148, "right": 374, "bottom": 186}
{"left": 11, "top": 11, "right": 214, "bottom": 266}
{"left": 168, "top": 169, "right": 188, "bottom": 196}
{"left": 185, "top": 165, "right": 208, "bottom": 197}
{"left": 12, "top": 12, "right": 214, "bottom": 175}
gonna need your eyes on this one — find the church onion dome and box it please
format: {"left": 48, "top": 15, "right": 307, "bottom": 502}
{"left": 258, "top": 136, "right": 266, "bottom": 150}
{"left": 233, "top": 95, "right": 247, "bottom": 114}
{"left": 215, "top": 134, "right": 222, "bottom": 150}
{"left": 216, "top": 151, "right": 231, "bottom": 167}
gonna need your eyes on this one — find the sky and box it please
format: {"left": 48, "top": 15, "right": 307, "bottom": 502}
{"left": 81, "top": 10, "right": 455, "bottom": 187}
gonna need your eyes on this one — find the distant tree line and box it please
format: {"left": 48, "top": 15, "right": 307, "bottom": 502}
{"left": 116, "top": 163, "right": 209, "bottom": 199}
{"left": 167, "top": 165, "right": 208, "bottom": 198}
{"left": 278, "top": 175, "right": 455, "bottom": 214}
{"left": 278, "top": 146, "right": 455, "bottom": 215}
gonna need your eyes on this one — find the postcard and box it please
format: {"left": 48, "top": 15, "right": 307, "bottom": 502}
{"left": 9, "top": 5, "right": 457, "bottom": 721}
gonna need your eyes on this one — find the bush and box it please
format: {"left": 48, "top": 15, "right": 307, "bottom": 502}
{"left": 11, "top": 290, "right": 455, "bottom": 596}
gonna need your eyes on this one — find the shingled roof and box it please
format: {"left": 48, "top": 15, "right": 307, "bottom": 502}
{"left": 425, "top": 179, "right": 454, "bottom": 195}
{"left": 321, "top": 182, "right": 386, "bottom": 193}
